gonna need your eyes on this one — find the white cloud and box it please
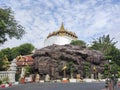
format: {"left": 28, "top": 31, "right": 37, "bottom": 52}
{"left": 0, "top": 0, "right": 120, "bottom": 49}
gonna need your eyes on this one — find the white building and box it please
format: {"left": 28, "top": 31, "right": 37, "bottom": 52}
{"left": 44, "top": 23, "right": 78, "bottom": 47}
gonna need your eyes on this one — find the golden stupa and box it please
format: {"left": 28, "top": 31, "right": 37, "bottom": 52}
{"left": 44, "top": 23, "right": 78, "bottom": 47}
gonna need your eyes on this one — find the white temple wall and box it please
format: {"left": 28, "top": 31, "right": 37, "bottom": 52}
{"left": 44, "top": 36, "right": 76, "bottom": 47}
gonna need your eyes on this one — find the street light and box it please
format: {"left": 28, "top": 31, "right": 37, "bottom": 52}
{"left": 108, "top": 59, "right": 113, "bottom": 90}
{"left": 108, "top": 59, "right": 118, "bottom": 90}
{"left": 111, "top": 68, "right": 118, "bottom": 90}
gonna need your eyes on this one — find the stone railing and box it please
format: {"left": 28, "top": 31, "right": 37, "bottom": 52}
{"left": 0, "top": 71, "right": 16, "bottom": 83}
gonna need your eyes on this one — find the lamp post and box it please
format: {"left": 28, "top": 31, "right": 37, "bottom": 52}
{"left": 111, "top": 68, "right": 118, "bottom": 90}
{"left": 105, "top": 59, "right": 118, "bottom": 90}
{"left": 108, "top": 59, "right": 113, "bottom": 90}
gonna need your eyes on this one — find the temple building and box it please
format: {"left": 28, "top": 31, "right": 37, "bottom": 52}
{"left": 44, "top": 23, "right": 78, "bottom": 47}
{"left": 16, "top": 55, "right": 34, "bottom": 70}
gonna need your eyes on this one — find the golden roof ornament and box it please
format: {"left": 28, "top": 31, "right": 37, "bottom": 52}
{"left": 47, "top": 23, "right": 78, "bottom": 39}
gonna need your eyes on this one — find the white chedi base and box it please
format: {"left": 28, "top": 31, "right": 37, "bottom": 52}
{"left": 44, "top": 36, "right": 76, "bottom": 47}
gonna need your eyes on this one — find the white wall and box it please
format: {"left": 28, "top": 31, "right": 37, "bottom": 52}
{"left": 44, "top": 36, "right": 76, "bottom": 47}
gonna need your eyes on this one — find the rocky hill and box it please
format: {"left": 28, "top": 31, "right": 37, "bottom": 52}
{"left": 32, "top": 44, "right": 105, "bottom": 79}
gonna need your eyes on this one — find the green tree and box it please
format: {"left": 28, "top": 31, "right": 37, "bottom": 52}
{"left": 67, "top": 62, "right": 76, "bottom": 78}
{"left": 90, "top": 35, "right": 117, "bottom": 55}
{"left": 0, "top": 7, "right": 25, "bottom": 44}
{"left": 18, "top": 43, "right": 35, "bottom": 55}
{"left": 3, "top": 56, "right": 10, "bottom": 70}
{"left": 108, "top": 46, "right": 120, "bottom": 66}
{"left": 103, "top": 64, "right": 109, "bottom": 78}
{"left": 104, "top": 62, "right": 120, "bottom": 87}
{"left": 0, "top": 55, "right": 10, "bottom": 71}
{"left": 0, "top": 47, "right": 20, "bottom": 61}
{"left": 1, "top": 48, "right": 13, "bottom": 61}
{"left": 11, "top": 47, "right": 20, "bottom": 59}
{"left": 70, "top": 40, "right": 86, "bottom": 46}
{"left": 0, "top": 51, "right": 5, "bottom": 70}
{"left": 90, "top": 34, "right": 120, "bottom": 64}
{"left": 83, "top": 62, "right": 90, "bottom": 78}
{"left": 0, "top": 43, "right": 34, "bottom": 62}
{"left": 0, "top": 43, "right": 35, "bottom": 70}
{"left": 24, "top": 65, "right": 32, "bottom": 76}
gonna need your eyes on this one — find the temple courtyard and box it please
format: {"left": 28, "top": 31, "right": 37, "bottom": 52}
{"left": 1, "top": 82, "right": 120, "bottom": 90}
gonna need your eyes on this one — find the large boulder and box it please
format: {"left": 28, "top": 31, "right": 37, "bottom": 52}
{"left": 32, "top": 44, "right": 105, "bottom": 79}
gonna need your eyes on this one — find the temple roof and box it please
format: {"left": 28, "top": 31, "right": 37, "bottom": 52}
{"left": 16, "top": 55, "right": 34, "bottom": 66}
{"left": 47, "top": 23, "right": 78, "bottom": 39}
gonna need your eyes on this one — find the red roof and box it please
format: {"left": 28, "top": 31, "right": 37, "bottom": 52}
{"left": 16, "top": 55, "right": 34, "bottom": 66}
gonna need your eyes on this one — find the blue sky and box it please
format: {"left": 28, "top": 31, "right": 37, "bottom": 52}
{"left": 0, "top": 0, "right": 120, "bottom": 49}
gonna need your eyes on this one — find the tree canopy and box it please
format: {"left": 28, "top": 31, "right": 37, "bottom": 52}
{"left": 0, "top": 7, "right": 25, "bottom": 44}
{"left": 70, "top": 40, "right": 86, "bottom": 46}
{"left": 18, "top": 43, "right": 35, "bottom": 55}
{"left": 0, "top": 43, "right": 35, "bottom": 61}
{"left": 90, "top": 35, "right": 117, "bottom": 55}
{"left": 0, "top": 43, "right": 35, "bottom": 70}
{"left": 90, "top": 34, "right": 120, "bottom": 77}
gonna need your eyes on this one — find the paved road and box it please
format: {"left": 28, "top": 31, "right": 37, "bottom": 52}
{"left": 1, "top": 82, "right": 120, "bottom": 90}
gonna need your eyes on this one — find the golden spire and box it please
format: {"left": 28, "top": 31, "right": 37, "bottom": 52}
{"left": 60, "top": 22, "right": 65, "bottom": 31}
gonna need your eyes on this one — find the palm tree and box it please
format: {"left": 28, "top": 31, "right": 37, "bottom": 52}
{"left": 90, "top": 35, "right": 117, "bottom": 55}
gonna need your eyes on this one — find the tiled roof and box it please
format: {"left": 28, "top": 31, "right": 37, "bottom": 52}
{"left": 16, "top": 55, "right": 34, "bottom": 66}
